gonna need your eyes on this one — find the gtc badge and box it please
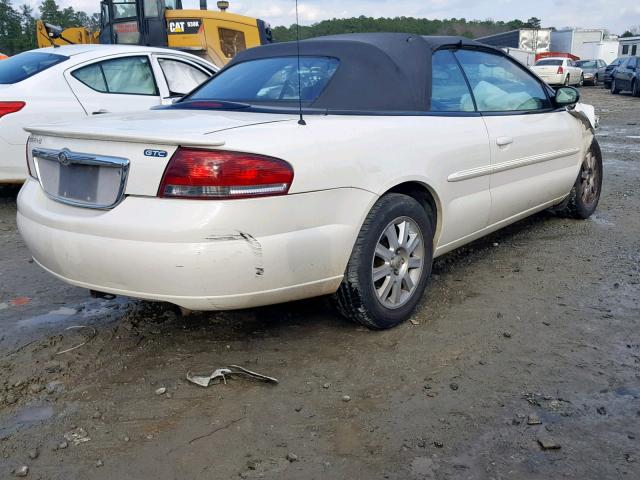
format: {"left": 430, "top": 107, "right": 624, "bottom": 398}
{"left": 144, "top": 149, "right": 168, "bottom": 158}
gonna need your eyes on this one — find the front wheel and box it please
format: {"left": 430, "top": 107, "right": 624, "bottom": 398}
{"left": 633, "top": 80, "right": 640, "bottom": 97}
{"left": 578, "top": 74, "right": 584, "bottom": 87}
{"left": 592, "top": 75, "right": 598, "bottom": 87}
{"left": 554, "top": 141, "right": 603, "bottom": 219}
{"left": 611, "top": 79, "right": 620, "bottom": 94}
{"left": 333, "top": 193, "right": 434, "bottom": 329}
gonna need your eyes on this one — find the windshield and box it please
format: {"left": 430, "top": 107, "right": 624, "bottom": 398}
{"left": 610, "top": 58, "right": 623, "bottom": 66}
{"left": 187, "top": 56, "right": 340, "bottom": 104}
{"left": 0, "top": 51, "right": 68, "bottom": 84}
{"left": 576, "top": 60, "right": 597, "bottom": 68}
{"left": 535, "top": 59, "right": 563, "bottom": 66}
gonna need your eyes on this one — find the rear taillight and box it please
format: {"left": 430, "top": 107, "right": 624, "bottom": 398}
{"left": 0, "top": 101, "right": 25, "bottom": 118}
{"left": 158, "top": 148, "right": 294, "bottom": 199}
{"left": 557, "top": 66, "right": 564, "bottom": 75}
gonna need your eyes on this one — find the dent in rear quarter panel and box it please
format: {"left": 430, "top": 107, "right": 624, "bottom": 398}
{"left": 212, "top": 114, "right": 492, "bottom": 252}
{"left": 26, "top": 135, "right": 179, "bottom": 197}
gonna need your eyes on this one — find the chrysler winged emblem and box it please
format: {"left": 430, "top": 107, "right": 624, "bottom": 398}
{"left": 58, "top": 151, "right": 70, "bottom": 166}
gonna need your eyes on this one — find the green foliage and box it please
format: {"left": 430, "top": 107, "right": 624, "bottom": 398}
{"left": 272, "top": 15, "right": 528, "bottom": 43}
{"left": 0, "top": 0, "right": 36, "bottom": 54}
{"left": 524, "top": 17, "right": 542, "bottom": 29}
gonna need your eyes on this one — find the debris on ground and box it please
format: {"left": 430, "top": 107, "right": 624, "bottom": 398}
{"left": 9, "top": 297, "right": 30, "bottom": 307}
{"left": 527, "top": 414, "right": 542, "bottom": 425}
{"left": 537, "top": 437, "right": 561, "bottom": 450}
{"left": 13, "top": 465, "right": 29, "bottom": 477}
{"left": 286, "top": 452, "right": 298, "bottom": 462}
{"left": 63, "top": 428, "right": 90, "bottom": 446}
{"left": 186, "top": 365, "right": 278, "bottom": 387}
{"left": 56, "top": 326, "right": 97, "bottom": 355}
{"left": 155, "top": 387, "right": 167, "bottom": 395}
{"left": 341, "top": 395, "right": 351, "bottom": 402}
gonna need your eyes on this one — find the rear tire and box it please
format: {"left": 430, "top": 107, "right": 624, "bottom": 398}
{"left": 564, "top": 75, "right": 570, "bottom": 86}
{"left": 333, "top": 193, "right": 434, "bottom": 330}
{"left": 633, "top": 79, "right": 640, "bottom": 97}
{"left": 611, "top": 79, "right": 620, "bottom": 94}
{"left": 553, "top": 140, "right": 603, "bottom": 219}
{"left": 578, "top": 74, "right": 584, "bottom": 87}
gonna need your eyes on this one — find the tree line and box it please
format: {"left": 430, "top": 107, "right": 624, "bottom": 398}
{"left": 271, "top": 16, "right": 544, "bottom": 42}
{"left": 0, "top": 0, "right": 98, "bottom": 55}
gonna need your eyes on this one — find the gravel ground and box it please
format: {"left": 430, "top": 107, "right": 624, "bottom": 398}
{"left": 0, "top": 87, "right": 639, "bottom": 479}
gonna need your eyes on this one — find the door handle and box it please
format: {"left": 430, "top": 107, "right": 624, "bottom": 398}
{"left": 92, "top": 109, "right": 109, "bottom": 115}
{"left": 496, "top": 137, "right": 513, "bottom": 147}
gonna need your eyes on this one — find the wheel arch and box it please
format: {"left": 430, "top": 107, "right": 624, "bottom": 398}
{"left": 383, "top": 181, "right": 443, "bottom": 246}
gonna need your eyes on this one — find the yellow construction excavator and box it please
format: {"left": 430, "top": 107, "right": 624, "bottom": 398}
{"left": 36, "top": 0, "right": 272, "bottom": 68}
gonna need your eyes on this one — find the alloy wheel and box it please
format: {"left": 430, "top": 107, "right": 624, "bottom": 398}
{"left": 580, "top": 151, "right": 600, "bottom": 206}
{"left": 372, "top": 216, "right": 425, "bottom": 309}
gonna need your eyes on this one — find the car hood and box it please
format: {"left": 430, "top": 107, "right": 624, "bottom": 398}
{"left": 24, "top": 109, "right": 296, "bottom": 146}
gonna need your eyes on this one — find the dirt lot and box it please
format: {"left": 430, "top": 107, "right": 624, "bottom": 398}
{"left": 1, "top": 87, "right": 639, "bottom": 479}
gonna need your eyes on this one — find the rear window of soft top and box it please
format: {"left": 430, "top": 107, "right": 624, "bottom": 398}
{"left": 0, "top": 51, "right": 68, "bottom": 84}
{"left": 186, "top": 56, "right": 340, "bottom": 105}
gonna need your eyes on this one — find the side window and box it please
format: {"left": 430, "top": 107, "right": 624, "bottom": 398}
{"left": 72, "top": 56, "right": 157, "bottom": 95}
{"left": 72, "top": 63, "right": 107, "bottom": 92}
{"left": 430, "top": 49, "right": 475, "bottom": 112}
{"left": 219, "top": 28, "right": 246, "bottom": 59}
{"left": 158, "top": 58, "right": 211, "bottom": 96}
{"left": 454, "top": 49, "right": 551, "bottom": 112}
{"left": 143, "top": 0, "right": 158, "bottom": 17}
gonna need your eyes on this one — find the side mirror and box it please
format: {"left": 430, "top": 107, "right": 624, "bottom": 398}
{"left": 554, "top": 86, "right": 580, "bottom": 108}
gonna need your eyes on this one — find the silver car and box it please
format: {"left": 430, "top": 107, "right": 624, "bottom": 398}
{"left": 575, "top": 59, "right": 607, "bottom": 86}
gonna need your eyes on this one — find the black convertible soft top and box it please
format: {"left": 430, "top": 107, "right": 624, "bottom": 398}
{"left": 223, "top": 33, "right": 503, "bottom": 112}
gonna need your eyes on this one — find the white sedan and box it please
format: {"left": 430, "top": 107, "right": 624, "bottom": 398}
{"left": 17, "top": 34, "right": 602, "bottom": 329}
{"left": 531, "top": 57, "right": 584, "bottom": 87}
{"left": 0, "top": 45, "right": 217, "bottom": 183}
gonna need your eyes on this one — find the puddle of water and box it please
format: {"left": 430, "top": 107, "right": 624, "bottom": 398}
{"left": 0, "top": 405, "right": 54, "bottom": 440}
{"left": 590, "top": 215, "right": 614, "bottom": 226}
{"left": 17, "top": 307, "right": 78, "bottom": 328}
{"left": 614, "top": 386, "right": 640, "bottom": 399}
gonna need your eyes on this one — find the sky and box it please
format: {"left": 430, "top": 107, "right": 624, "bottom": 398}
{"left": 25, "top": 0, "right": 640, "bottom": 35}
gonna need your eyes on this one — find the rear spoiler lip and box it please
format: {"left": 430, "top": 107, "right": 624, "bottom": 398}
{"left": 24, "top": 126, "right": 226, "bottom": 147}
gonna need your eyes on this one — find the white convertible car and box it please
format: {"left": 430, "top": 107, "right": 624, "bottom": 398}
{"left": 17, "top": 34, "right": 602, "bottom": 329}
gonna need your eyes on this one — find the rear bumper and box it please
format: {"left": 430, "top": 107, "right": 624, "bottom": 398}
{"left": 0, "top": 139, "right": 26, "bottom": 183}
{"left": 17, "top": 181, "right": 375, "bottom": 310}
{"left": 538, "top": 73, "right": 564, "bottom": 85}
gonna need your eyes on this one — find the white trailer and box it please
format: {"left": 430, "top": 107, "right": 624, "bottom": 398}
{"left": 580, "top": 40, "right": 620, "bottom": 64}
{"left": 502, "top": 47, "right": 536, "bottom": 66}
{"left": 551, "top": 29, "right": 605, "bottom": 58}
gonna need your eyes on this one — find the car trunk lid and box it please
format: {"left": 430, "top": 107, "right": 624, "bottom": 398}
{"left": 25, "top": 109, "right": 295, "bottom": 146}
{"left": 26, "top": 110, "right": 296, "bottom": 205}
